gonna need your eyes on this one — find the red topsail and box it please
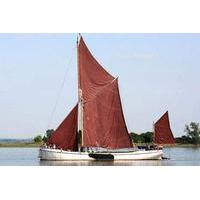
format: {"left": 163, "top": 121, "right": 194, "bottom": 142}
{"left": 47, "top": 105, "right": 78, "bottom": 151}
{"left": 78, "top": 37, "right": 114, "bottom": 101}
{"left": 78, "top": 37, "right": 132, "bottom": 149}
{"left": 153, "top": 111, "right": 175, "bottom": 144}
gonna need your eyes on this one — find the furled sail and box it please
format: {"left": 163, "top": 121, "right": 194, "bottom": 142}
{"left": 78, "top": 37, "right": 132, "bottom": 149}
{"left": 153, "top": 111, "right": 175, "bottom": 144}
{"left": 47, "top": 104, "right": 78, "bottom": 151}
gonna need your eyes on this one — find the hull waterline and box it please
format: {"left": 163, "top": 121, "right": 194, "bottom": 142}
{"left": 39, "top": 148, "right": 163, "bottom": 161}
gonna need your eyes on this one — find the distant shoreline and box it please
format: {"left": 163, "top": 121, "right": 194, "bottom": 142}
{"left": 0, "top": 142, "right": 42, "bottom": 148}
{"left": 0, "top": 142, "right": 200, "bottom": 148}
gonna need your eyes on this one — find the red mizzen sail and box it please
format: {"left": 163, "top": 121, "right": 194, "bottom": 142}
{"left": 153, "top": 111, "right": 175, "bottom": 144}
{"left": 78, "top": 37, "right": 132, "bottom": 149}
{"left": 47, "top": 104, "right": 78, "bottom": 151}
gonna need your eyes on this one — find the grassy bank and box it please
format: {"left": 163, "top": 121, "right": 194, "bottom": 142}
{"left": 0, "top": 142, "right": 42, "bottom": 148}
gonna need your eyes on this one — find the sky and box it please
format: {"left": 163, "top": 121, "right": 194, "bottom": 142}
{"left": 0, "top": 33, "right": 199, "bottom": 139}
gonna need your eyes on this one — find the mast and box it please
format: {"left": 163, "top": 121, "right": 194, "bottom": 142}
{"left": 152, "top": 121, "right": 155, "bottom": 145}
{"left": 77, "top": 34, "right": 83, "bottom": 152}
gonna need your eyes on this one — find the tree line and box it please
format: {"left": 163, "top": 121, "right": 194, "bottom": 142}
{"left": 33, "top": 122, "right": 200, "bottom": 145}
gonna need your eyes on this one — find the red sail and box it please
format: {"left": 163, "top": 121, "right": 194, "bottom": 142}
{"left": 47, "top": 104, "right": 78, "bottom": 151}
{"left": 153, "top": 111, "right": 175, "bottom": 144}
{"left": 78, "top": 37, "right": 132, "bottom": 149}
{"left": 78, "top": 37, "right": 115, "bottom": 101}
{"left": 83, "top": 79, "right": 132, "bottom": 148}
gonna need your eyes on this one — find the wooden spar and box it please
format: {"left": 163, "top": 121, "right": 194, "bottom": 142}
{"left": 152, "top": 121, "right": 155, "bottom": 145}
{"left": 77, "top": 34, "right": 81, "bottom": 152}
{"left": 77, "top": 34, "right": 83, "bottom": 152}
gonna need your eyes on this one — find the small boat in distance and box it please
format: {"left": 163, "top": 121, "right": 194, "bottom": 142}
{"left": 39, "top": 35, "right": 163, "bottom": 161}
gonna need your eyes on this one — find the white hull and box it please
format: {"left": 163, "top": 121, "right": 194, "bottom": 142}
{"left": 39, "top": 148, "right": 163, "bottom": 161}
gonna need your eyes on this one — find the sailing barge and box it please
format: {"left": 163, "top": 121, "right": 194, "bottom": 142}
{"left": 39, "top": 35, "right": 174, "bottom": 161}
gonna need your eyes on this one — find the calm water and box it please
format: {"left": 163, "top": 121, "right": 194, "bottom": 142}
{"left": 1, "top": 147, "right": 200, "bottom": 166}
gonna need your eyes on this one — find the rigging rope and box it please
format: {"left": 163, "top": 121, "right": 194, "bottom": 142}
{"left": 46, "top": 46, "right": 76, "bottom": 130}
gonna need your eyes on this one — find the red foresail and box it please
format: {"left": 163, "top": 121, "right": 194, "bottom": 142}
{"left": 78, "top": 37, "right": 132, "bottom": 149}
{"left": 47, "top": 104, "right": 78, "bottom": 151}
{"left": 153, "top": 111, "right": 175, "bottom": 144}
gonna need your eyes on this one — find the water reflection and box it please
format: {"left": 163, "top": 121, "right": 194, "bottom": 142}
{"left": 39, "top": 160, "right": 160, "bottom": 166}
{"left": 39, "top": 159, "right": 200, "bottom": 166}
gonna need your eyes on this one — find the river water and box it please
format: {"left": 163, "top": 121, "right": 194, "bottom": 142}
{"left": 1, "top": 147, "right": 200, "bottom": 166}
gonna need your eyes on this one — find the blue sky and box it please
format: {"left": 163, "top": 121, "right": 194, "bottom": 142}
{"left": 0, "top": 33, "right": 199, "bottom": 138}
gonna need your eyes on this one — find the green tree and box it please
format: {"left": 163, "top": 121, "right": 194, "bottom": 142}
{"left": 34, "top": 135, "right": 42, "bottom": 143}
{"left": 185, "top": 122, "right": 200, "bottom": 144}
{"left": 42, "top": 129, "right": 54, "bottom": 142}
{"left": 130, "top": 132, "right": 153, "bottom": 144}
{"left": 140, "top": 132, "right": 153, "bottom": 143}
{"left": 175, "top": 135, "right": 192, "bottom": 144}
{"left": 130, "top": 132, "right": 141, "bottom": 143}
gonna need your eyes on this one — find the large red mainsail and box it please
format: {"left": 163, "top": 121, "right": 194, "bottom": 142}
{"left": 153, "top": 111, "right": 175, "bottom": 144}
{"left": 47, "top": 104, "right": 78, "bottom": 151}
{"left": 83, "top": 79, "right": 132, "bottom": 148}
{"left": 78, "top": 37, "right": 132, "bottom": 149}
